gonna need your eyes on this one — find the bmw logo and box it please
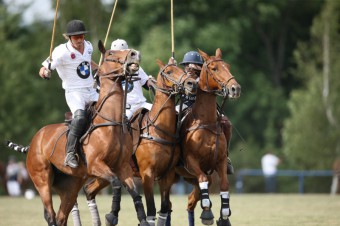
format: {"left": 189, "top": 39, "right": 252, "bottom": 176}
{"left": 77, "top": 61, "right": 91, "bottom": 79}
{"left": 122, "top": 80, "right": 134, "bottom": 93}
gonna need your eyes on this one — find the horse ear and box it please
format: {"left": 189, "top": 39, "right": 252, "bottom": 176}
{"left": 198, "top": 49, "right": 209, "bottom": 62}
{"left": 98, "top": 40, "right": 106, "bottom": 54}
{"left": 216, "top": 48, "right": 222, "bottom": 58}
{"left": 156, "top": 59, "right": 164, "bottom": 68}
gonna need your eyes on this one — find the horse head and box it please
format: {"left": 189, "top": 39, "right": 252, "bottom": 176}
{"left": 156, "top": 58, "right": 197, "bottom": 96}
{"left": 198, "top": 48, "right": 241, "bottom": 99}
{"left": 98, "top": 40, "right": 141, "bottom": 79}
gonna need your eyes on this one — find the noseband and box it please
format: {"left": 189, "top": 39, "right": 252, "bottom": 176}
{"left": 202, "top": 58, "right": 235, "bottom": 98}
{"left": 154, "top": 63, "right": 189, "bottom": 95}
{"left": 100, "top": 49, "right": 137, "bottom": 79}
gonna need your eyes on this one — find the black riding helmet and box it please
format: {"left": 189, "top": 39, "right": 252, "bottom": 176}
{"left": 64, "top": 20, "right": 88, "bottom": 36}
{"left": 179, "top": 51, "right": 203, "bottom": 66}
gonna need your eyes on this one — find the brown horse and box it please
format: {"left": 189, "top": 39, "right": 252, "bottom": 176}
{"left": 80, "top": 58, "right": 197, "bottom": 226}
{"left": 6, "top": 41, "right": 150, "bottom": 226}
{"left": 175, "top": 49, "right": 241, "bottom": 226}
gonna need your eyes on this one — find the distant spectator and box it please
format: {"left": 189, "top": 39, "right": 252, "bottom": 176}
{"left": 331, "top": 158, "right": 340, "bottom": 195}
{"left": 17, "top": 161, "right": 29, "bottom": 192}
{"left": 5, "top": 156, "right": 21, "bottom": 196}
{"left": 261, "top": 151, "right": 281, "bottom": 193}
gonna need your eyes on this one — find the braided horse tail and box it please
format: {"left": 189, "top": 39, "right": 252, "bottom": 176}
{"left": 5, "top": 140, "right": 29, "bottom": 153}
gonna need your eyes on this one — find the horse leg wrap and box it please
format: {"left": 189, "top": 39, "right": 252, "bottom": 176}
{"left": 220, "top": 192, "right": 231, "bottom": 219}
{"left": 146, "top": 216, "right": 156, "bottom": 226}
{"left": 44, "top": 208, "right": 57, "bottom": 226}
{"left": 87, "top": 199, "right": 101, "bottom": 226}
{"left": 111, "top": 186, "right": 122, "bottom": 216}
{"left": 71, "top": 202, "right": 82, "bottom": 226}
{"left": 156, "top": 212, "right": 168, "bottom": 226}
{"left": 200, "top": 188, "right": 211, "bottom": 209}
{"left": 105, "top": 186, "right": 121, "bottom": 226}
{"left": 187, "top": 210, "right": 195, "bottom": 226}
{"left": 133, "top": 195, "right": 147, "bottom": 222}
{"left": 199, "top": 184, "right": 214, "bottom": 225}
{"left": 165, "top": 210, "right": 172, "bottom": 226}
{"left": 199, "top": 182, "right": 211, "bottom": 209}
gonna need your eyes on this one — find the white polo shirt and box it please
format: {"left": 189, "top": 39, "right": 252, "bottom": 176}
{"left": 42, "top": 40, "right": 94, "bottom": 90}
{"left": 261, "top": 153, "right": 280, "bottom": 176}
{"left": 123, "top": 67, "right": 148, "bottom": 105}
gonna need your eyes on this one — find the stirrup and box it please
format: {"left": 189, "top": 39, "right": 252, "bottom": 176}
{"left": 64, "top": 153, "right": 78, "bottom": 168}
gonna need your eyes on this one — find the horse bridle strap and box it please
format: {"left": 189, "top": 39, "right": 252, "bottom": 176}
{"left": 202, "top": 59, "right": 235, "bottom": 97}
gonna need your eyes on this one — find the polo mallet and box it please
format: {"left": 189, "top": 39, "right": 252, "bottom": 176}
{"left": 46, "top": 0, "right": 60, "bottom": 80}
{"left": 171, "top": 0, "right": 175, "bottom": 59}
{"left": 98, "top": 0, "right": 119, "bottom": 67}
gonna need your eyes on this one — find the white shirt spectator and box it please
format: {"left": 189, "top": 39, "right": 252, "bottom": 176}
{"left": 261, "top": 153, "right": 280, "bottom": 176}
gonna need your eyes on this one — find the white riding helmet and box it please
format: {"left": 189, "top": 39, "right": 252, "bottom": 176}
{"left": 111, "top": 39, "right": 129, "bottom": 50}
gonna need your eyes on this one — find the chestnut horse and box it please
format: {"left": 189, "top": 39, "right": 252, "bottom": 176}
{"left": 79, "top": 58, "right": 197, "bottom": 226}
{"left": 175, "top": 49, "right": 241, "bottom": 226}
{"left": 6, "top": 41, "right": 150, "bottom": 226}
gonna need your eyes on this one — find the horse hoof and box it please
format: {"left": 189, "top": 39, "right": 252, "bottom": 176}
{"left": 138, "top": 219, "right": 151, "bottom": 226}
{"left": 200, "top": 209, "right": 214, "bottom": 225}
{"left": 105, "top": 213, "right": 118, "bottom": 226}
{"left": 216, "top": 218, "right": 231, "bottom": 226}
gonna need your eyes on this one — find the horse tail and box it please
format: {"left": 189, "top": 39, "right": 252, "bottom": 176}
{"left": 5, "top": 140, "right": 29, "bottom": 153}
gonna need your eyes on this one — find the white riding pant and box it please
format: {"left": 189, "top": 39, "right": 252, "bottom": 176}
{"left": 126, "top": 101, "right": 152, "bottom": 119}
{"left": 65, "top": 87, "right": 99, "bottom": 115}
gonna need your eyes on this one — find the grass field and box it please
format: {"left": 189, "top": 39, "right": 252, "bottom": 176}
{"left": 0, "top": 194, "right": 339, "bottom": 226}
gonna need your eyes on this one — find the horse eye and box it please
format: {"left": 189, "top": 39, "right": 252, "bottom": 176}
{"left": 167, "top": 70, "right": 172, "bottom": 75}
{"left": 212, "top": 67, "right": 217, "bottom": 72}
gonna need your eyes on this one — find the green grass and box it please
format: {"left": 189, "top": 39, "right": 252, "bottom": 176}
{"left": 0, "top": 194, "right": 339, "bottom": 226}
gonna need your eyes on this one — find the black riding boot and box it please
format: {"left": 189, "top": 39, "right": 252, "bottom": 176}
{"left": 65, "top": 109, "right": 87, "bottom": 168}
{"left": 65, "top": 133, "right": 79, "bottom": 168}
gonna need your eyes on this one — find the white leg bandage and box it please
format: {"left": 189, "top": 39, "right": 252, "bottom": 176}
{"left": 87, "top": 199, "right": 101, "bottom": 226}
{"left": 220, "top": 191, "right": 230, "bottom": 219}
{"left": 71, "top": 202, "right": 82, "bottom": 226}
{"left": 199, "top": 182, "right": 210, "bottom": 208}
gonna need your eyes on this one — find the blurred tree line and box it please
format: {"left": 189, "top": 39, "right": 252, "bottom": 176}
{"left": 0, "top": 0, "right": 339, "bottom": 193}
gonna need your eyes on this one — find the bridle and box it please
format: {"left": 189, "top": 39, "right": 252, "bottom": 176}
{"left": 201, "top": 58, "right": 235, "bottom": 98}
{"left": 151, "top": 63, "right": 189, "bottom": 95}
{"left": 99, "top": 49, "right": 138, "bottom": 79}
{"left": 146, "top": 63, "right": 192, "bottom": 124}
